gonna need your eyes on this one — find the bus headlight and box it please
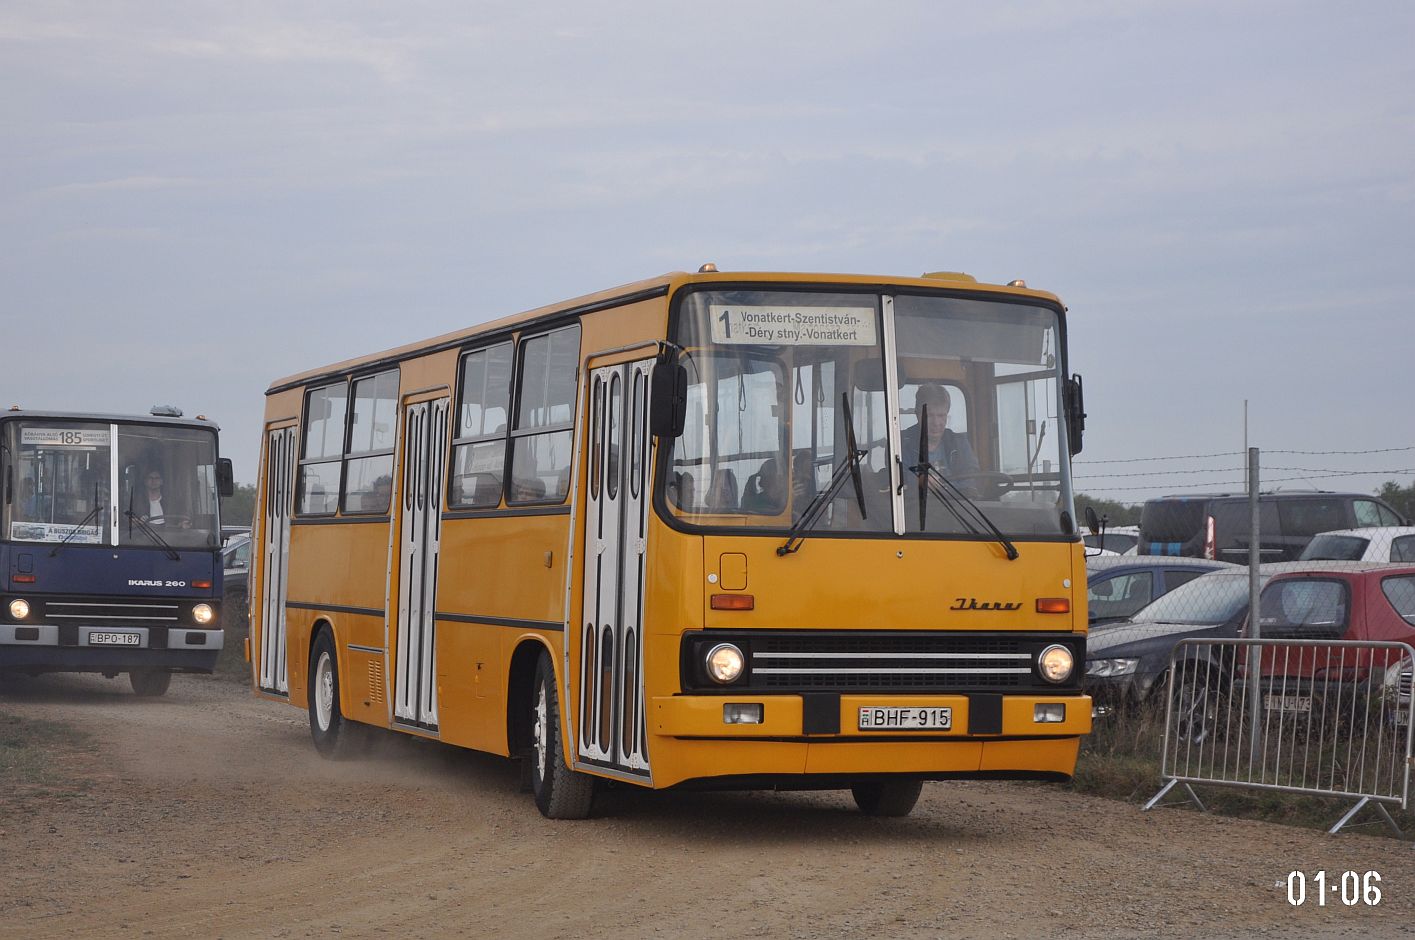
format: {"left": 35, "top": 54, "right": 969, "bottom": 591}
{"left": 192, "top": 603, "right": 214, "bottom": 625}
{"left": 9, "top": 599, "right": 30, "bottom": 620}
{"left": 705, "top": 643, "right": 745, "bottom": 684}
{"left": 1038, "top": 644, "right": 1075, "bottom": 684}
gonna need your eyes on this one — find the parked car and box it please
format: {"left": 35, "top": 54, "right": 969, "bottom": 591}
{"left": 1298, "top": 526, "right": 1415, "bottom": 563}
{"left": 1085, "top": 555, "right": 1239, "bottom": 627}
{"left": 221, "top": 525, "right": 251, "bottom": 547}
{"left": 1085, "top": 568, "right": 1270, "bottom": 710}
{"left": 1137, "top": 491, "right": 1406, "bottom": 563}
{"left": 222, "top": 533, "right": 252, "bottom": 629}
{"left": 1239, "top": 563, "right": 1415, "bottom": 713}
{"left": 1083, "top": 524, "right": 1141, "bottom": 556}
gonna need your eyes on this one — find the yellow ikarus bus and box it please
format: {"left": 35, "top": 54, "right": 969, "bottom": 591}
{"left": 248, "top": 267, "right": 1092, "bottom": 818}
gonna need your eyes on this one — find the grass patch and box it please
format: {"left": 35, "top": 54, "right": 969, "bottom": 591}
{"left": 1072, "top": 701, "right": 1415, "bottom": 839}
{"left": 0, "top": 711, "right": 97, "bottom": 801}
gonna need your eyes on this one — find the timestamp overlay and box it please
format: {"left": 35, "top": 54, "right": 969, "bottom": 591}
{"left": 1279, "top": 872, "right": 1386, "bottom": 906}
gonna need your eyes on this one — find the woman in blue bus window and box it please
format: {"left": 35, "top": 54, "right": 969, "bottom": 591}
{"left": 139, "top": 469, "right": 190, "bottom": 529}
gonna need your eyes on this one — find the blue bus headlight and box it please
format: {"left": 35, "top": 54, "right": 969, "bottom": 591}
{"left": 9, "top": 599, "right": 30, "bottom": 620}
{"left": 192, "top": 603, "right": 214, "bottom": 625}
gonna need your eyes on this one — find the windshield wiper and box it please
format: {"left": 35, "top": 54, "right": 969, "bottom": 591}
{"left": 124, "top": 509, "right": 181, "bottom": 561}
{"left": 924, "top": 471, "right": 1018, "bottom": 560}
{"left": 908, "top": 421, "right": 1019, "bottom": 561}
{"left": 777, "top": 393, "right": 868, "bottom": 556}
{"left": 48, "top": 482, "right": 105, "bottom": 557}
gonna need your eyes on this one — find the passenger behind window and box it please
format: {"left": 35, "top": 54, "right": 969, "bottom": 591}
{"left": 742, "top": 459, "right": 784, "bottom": 513}
{"left": 709, "top": 468, "right": 739, "bottom": 511}
{"left": 670, "top": 471, "right": 696, "bottom": 510}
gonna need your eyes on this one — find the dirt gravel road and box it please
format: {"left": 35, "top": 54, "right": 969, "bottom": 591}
{"left": 1, "top": 673, "right": 1411, "bottom": 940}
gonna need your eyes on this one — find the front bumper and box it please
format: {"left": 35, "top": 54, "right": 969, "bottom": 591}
{"left": 641, "top": 692, "right": 1089, "bottom": 788}
{"left": 652, "top": 691, "right": 1091, "bottom": 739}
{"left": 0, "top": 622, "right": 223, "bottom": 674}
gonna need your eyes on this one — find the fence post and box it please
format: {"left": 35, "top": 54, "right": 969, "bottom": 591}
{"left": 1247, "top": 447, "right": 1262, "bottom": 763}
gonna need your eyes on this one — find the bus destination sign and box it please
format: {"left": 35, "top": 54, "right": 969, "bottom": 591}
{"left": 21, "top": 427, "right": 108, "bottom": 448}
{"left": 709, "top": 305, "right": 876, "bottom": 347}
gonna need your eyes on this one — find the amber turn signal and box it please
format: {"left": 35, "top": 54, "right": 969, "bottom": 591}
{"left": 710, "top": 593, "right": 755, "bottom": 611}
{"left": 1036, "top": 598, "right": 1070, "bottom": 614}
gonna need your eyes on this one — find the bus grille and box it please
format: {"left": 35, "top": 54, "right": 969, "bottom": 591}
{"left": 688, "top": 631, "right": 1084, "bottom": 694}
{"left": 37, "top": 597, "right": 182, "bottom": 626}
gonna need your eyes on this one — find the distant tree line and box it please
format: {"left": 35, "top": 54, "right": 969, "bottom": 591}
{"left": 1074, "top": 493, "right": 1142, "bottom": 528}
{"left": 1377, "top": 479, "right": 1415, "bottom": 521}
{"left": 221, "top": 483, "right": 258, "bottom": 527}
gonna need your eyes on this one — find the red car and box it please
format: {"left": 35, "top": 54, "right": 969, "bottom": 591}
{"left": 1240, "top": 562, "right": 1415, "bottom": 705}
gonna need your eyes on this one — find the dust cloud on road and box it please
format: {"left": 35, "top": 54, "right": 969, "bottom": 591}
{"left": 1, "top": 673, "right": 1410, "bottom": 939}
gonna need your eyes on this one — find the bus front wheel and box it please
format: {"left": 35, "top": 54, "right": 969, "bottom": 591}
{"left": 308, "top": 629, "right": 362, "bottom": 758}
{"left": 129, "top": 669, "right": 172, "bottom": 697}
{"left": 851, "top": 779, "right": 923, "bottom": 817}
{"left": 529, "top": 652, "right": 594, "bottom": 819}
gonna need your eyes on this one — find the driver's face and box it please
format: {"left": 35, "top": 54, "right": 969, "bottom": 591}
{"left": 925, "top": 407, "right": 949, "bottom": 442}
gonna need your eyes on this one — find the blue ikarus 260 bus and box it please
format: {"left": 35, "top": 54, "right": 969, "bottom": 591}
{"left": 1, "top": 406, "right": 234, "bottom": 695}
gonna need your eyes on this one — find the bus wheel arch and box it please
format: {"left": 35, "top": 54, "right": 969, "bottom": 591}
{"left": 506, "top": 639, "right": 548, "bottom": 765}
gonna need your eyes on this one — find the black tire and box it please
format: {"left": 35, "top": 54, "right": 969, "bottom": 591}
{"left": 308, "top": 629, "right": 362, "bottom": 758}
{"left": 851, "top": 779, "right": 924, "bottom": 817}
{"left": 528, "top": 652, "right": 594, "bottom": 819}
{"left": 1172, "top": 663, "right": 1221, "bottom": 745}
{"left": 129, "top": 669, "right": 172, "bottom": 697}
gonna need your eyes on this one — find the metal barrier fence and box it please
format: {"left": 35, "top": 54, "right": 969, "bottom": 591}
{"left": 1143, "top": 638, "right": 1415, "bottom": 835}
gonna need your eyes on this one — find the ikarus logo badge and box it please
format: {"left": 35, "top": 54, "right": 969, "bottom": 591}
{"left": 951, "top": 597, "right": 1022, "bottom": 611}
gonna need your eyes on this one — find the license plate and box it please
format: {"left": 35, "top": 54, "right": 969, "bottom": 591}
{"left": 858, "top": 706, "right": 952, "bottom": 731}
{"left": 1264, "top": 694, "right": 1311, "bottom": 713}
{"left": 89, "top": 632, "right": 141, "bottom": 646}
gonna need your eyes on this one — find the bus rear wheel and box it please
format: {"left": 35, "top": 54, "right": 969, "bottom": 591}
{"left": 309, "top": 629, "right": 362, "bottom": 758}
{"left": 529, "top": 652, "right": 594, "bottom": 819}
{"left": 851, "top": 779, "right": 923, "bottom": 817}
{"left": 129, "top": 669, "right": 172, "bottom": 697}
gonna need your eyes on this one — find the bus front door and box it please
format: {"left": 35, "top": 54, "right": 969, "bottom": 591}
{"left": 577, "top": 359, "right": 653, "bottom": 779}
{"left": 393, "top": 397, "right": 448, "bottom": 732}
{"left": 258, "top": 425, "right": 296, "bottom": 695}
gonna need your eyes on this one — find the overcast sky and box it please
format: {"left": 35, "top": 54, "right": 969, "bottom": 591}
{"left": 4, "top": 1, "right": 1413, "bottom": 502}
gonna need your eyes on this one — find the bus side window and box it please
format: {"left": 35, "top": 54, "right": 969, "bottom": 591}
{"left": 297, "top": 383, "right": 348, "bottom": 515}
{"left": 341, "top": 370, "right": 398, "bottom": 514}
{"left": 509, "top": 324, "right": 580, "bottom": 505}
{"left": 451, "top": 342, "right": 514, "bottom": 509}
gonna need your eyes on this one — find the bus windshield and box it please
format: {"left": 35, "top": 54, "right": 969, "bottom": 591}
{"left": 663, "top": 288, "right": 1074, "bottom": 539}
{"left": 4, "top": 420, "right": 221, "bottom": 550}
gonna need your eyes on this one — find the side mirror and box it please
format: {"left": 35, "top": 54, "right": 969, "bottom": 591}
{"left": 216, "top": 458, "right": 235, "bottom": 498}
{"left": 650, "top": 360, "right": 688, "bottom": 439}
{"left": 1065, "top": 373, "right": 1086, "bottom": 456}
{"left": 1084, "top": 505, "right": 1102, "bottom": 537}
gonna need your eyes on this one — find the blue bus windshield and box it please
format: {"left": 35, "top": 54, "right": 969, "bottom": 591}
{"left": 6, "top": 420, "right": 221, "bottom": 550}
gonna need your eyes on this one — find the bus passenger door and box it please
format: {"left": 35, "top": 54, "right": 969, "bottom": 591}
{"left": 258, "top": 425, "right": 296, "bottom": 695}
{"left": 393, "top": 397, "right": 448, "bottom": 731}
{"left": 577, "top": 360, "right": 653, "bottom": 779}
